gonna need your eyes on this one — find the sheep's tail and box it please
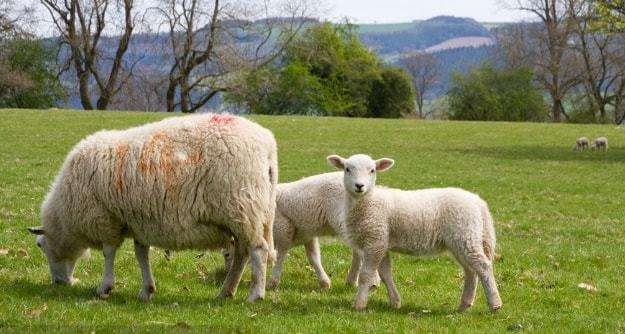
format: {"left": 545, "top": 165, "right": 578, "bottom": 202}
{"left": 480, "top": 201, "right": 496, "bottom": 262}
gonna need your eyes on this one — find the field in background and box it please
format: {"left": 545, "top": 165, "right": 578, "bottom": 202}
{"left": 1, "top": 109, "right": 624, "bottom": 332}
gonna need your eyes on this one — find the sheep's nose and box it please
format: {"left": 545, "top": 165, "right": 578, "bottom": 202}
{"left": 355, "top": 183, "right": 364, "bottom": 191}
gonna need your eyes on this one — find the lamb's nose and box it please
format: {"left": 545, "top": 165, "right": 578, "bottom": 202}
{"left": 355, "top": 183, "right": 364, "bottom": 191}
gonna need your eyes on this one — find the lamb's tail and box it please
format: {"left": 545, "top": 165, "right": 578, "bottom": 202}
{"left": 480, "top": 201, "right": 496, "bottom": 262}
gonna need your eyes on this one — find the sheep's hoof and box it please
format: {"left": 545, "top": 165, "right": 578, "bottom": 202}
{"left": 390, "top": 299, "right": 401, "bottom": 309}
{"left": 490, "top": 303, "right": 503, "bottom": 312}
{"left": 138, "top": 285, "right": 156, "bottom": 302}
{"left": 267, "top": 277, "right": 280, "bottom": 290}
{"left": 354, "top": 301, "right": 367, "bottom": 311}
{"left": 457, "top": 302, "right": 472, "bottom": 313}
{"left": 319, "top": 279, "right": 331, "bottom": 290}
{"left": 218, "top": 290, "right": 235, "bottom": 299}
{"left": 97, "top": 285, "right": 113, "bottom": 299}
{"left": 247, "top": 292, "right": 265, "bottom": 303}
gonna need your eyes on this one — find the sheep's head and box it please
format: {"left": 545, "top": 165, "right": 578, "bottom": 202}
{"left": 28, "top": 227, "right": 79, "bottom": 285}
{"left": 327, "top": 154, "right": 394, "bottom": 197}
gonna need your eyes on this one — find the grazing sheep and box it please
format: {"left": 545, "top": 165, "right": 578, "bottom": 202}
{"left": 28, "top": 113, "right": 278, "bottom": 302}
{"left": 591, "top": 137, "right": 608, "bottom": 151}
{"left": 269, "top": 172, "right": 379, "bottom": 290}
{"left": 574, "top": 137, "right": 589, "bottom": 151}
{"left": 327, "top": 154, "right": 502, "bottom": 312}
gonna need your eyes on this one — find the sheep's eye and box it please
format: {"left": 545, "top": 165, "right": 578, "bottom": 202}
{"left": 345, "top": 167, "right": 350, "bottom": 173}
{"left": 370, "top": 169, "right": 375, "bottom": 174}
{"left": 36, "top": 241, "right": 42, "bottom": 248}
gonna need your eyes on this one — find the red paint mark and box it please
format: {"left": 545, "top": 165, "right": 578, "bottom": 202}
{"left": 209, "top": 114, "right": 236, "bottom": 126}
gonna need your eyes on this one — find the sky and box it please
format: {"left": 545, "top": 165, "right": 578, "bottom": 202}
{"left": 324, "top": 0, "right": 526, "bottom": 23}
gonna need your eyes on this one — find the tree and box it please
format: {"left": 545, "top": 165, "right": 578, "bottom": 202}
{"left": 448, "top": 63, "right": 547, "bottom": 122}
{"left": 399, "top": 53, "right": 438, "bottom": 118}
{"left": 40, "top": 0, "right": 136, "bottom": 110}
{"left": 368, "top": 67, "right": 415, "bottom": 118}
{"left": 153, "top": 0, "right": 314, "bottom": 112}
{"left": 504, "top": 0, "right": 581, "bottom": 121}
{"left": 593, "top": 0, "right": 625, "bottom": 31}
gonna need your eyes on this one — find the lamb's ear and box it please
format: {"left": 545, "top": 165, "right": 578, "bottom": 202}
{"left": 327, "top": 155, "right": 345, "bottom": 170}
{"left": 375, "top": 158, "right": 394, "bottom": 172}
{"left": 28, "top": 226, "right": 45, "bottom": 235}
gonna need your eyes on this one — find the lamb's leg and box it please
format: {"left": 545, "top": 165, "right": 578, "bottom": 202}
{"left": 218, "top": 243, "right": 249, "bottom": 299}
{"left": 346, "top": 249, "right": 361, "bottom": 287}
{"left": 305, "top": 238, "right": 331, "bottom": 289}
{"left": 457, "top": 266, "right": 478, "bottom": 312}
{"left": 268, "top": 247, "right": 288, "bottom": 289}
{"left": 473, "top": 258, "right": 502, "bottom": 311}
{"left": 354, "top": 250, "right": 383, "bottom": 310}
{"left": 97, "top": 244, "right": 117, "bottom": 299}
{"left": 134, "top": 240, "right": 156, "bottom": 302}
{"left": 378, "top": 253, "right": 401, "bottom": 309}
{"left": 248, "top": 246, "right": 268, "bottom": 302}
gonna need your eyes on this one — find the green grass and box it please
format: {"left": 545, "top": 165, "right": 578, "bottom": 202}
{"left": 1, "top": 109, "right": 624, "bottom": 333}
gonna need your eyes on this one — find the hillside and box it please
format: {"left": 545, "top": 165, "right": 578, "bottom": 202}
{"left": 1, "top": 109, "right": 623, "bottom": 332}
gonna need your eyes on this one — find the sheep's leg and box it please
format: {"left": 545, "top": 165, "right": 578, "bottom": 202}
{"left": 134, "top": 240, "right": 156, "bottom": 302}
{"left": 354, "top": 250, "right": 383, "bottom": 310}
{"left": 346, "top": 249, "right": 361, "bottom": 287}
{"left": 268, "top": 246, "right": 288, "bottom": 289}
{"left": 378, "top": 253, "right": 401, "bottom": 309}
{"left": 457, "top": 266, "right": 478, "bottom": 312}
{"left": 97, "top": 244, "right": 117, "bottom": 299}
{"left": 305, "top": 238, "right": 331, "bottom": 289}
{"left": 473, "top": 258, "right": 502, "bottom": 311}
{"left": 218, "top": 243, "right": 249, "bottom": 299}
{"left": 248, "top": 246, "right": 268, "bottom": 302}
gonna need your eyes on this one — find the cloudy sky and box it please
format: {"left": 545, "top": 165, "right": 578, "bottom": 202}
{"left": 325, "top": 0, "right": 526, "bottom": 23}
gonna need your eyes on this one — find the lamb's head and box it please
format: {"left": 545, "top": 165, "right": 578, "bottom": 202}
{"left": 327, "top": 154, "right": 394, "bottom": 197}
{"left": 28, "top": 227, "right": 79, "bottom": 285}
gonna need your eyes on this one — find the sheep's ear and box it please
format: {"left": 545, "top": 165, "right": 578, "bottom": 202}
{"left": 28, "top": 226, "right": 45, "bottom": 235}
{"left": 375, "top": 158, "right": 394, "bottom": 172}
{"left": 327, "top": 155, "right": 345, "bottom": 170}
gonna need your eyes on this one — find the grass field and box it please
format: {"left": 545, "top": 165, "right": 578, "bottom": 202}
{"left": 1, "top": 109, "right": 624, "bottom": 333}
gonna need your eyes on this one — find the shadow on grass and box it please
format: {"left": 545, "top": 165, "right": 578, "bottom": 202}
{"left": 452, "top": 146, "right": 625, "bottom": 163}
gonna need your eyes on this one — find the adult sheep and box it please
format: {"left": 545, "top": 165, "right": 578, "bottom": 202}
{"left": 327, "top": 154, "right": 502, "bottom": 312}
{"left": 28, "top": 113, "right": 278, "bottom": 302}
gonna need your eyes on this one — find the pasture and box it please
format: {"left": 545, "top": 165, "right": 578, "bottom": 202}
{"left": 0, "top": 109, "right": 624, "bottom": 332}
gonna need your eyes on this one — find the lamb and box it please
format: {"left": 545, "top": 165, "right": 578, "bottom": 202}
{"left": 28, "top": 113, "right": 278, "bottom": 303}
{"left": 327, "top": 154, "right": 502, "bottom": 312}
{"left": 591, "top": 137, "right": 608, "bottom": 151}
{"left": 268, "top": 172, "right": 379, "bottom": 290}
{"left": 574, "top": 137, "right": 589, "bottom": 151}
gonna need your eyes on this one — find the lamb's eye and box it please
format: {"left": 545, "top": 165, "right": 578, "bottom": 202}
{"left": 345, "top": 167, "right": 350, "bottom": 173}
{"left": 370, "top": 169, "right": 375, "bottom": 174}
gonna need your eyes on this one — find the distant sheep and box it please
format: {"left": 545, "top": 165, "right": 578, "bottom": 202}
{"left": 591, "top": 137, "right": 608, "bottom": 151}
{"left": 574, "top": 137, "right": 589, "bottom": 151}
{"left": 29, "top": 113, "right": 278, "bottom": 302}
{"left": 269, "top": 172, "right": 379, "bottom": 290}
{"left": 327, "top": 154, "right": 502, "bottom": 312}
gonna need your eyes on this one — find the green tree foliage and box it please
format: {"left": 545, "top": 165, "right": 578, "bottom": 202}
{"left": 0, "top": 37, "right": 64, "bottom": 108}
{"left": 227, "top": 22, "right": 414, "bottom": 118}
{"left": 448, "top": 64, "right": 547, "bottom": 122}
{"left": 593, "top": 0, "right": 625, "bottom": 32}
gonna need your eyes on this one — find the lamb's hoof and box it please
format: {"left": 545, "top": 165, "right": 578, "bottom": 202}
{"left": 218, "top": 290, "right": 235, "bottom": 299}
{"left": 319, "top": 279, "right": 331, "bottom": 290}
{"left": 267, "top": 278, "right": 280, "bottom": 290}
{"left": 457, "top": 303, "right": 472, "bottom": 313}
{"left": 390, "top": 298, "right": 401, "bottom": 309}
{"left": 490, "top": 303, "right": 503, "bottom": 312}
{"left": 68, "top": 277, "right": 79, "bottom": 286}
{"left": 97, "top": 285, "right": 113, "bottom": 299}
{"left": 247, "top": 292, "right": 265, "bottom": 303}
{"left": 354, "top": 301, "right": 367, "bottom": 311}
{"left": 138, "top": 285, "right": 156, "bottom": 302}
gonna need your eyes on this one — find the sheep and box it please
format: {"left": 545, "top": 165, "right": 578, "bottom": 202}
{"left": 268, "top": 172, "right": 379, "bottom": 290}
{"left": 327, "top": 154, "right": 502, "bottom": 312}
{"left": 28, "top": 113, "right": 278, "bottom": 303}
{"left": 591, "top": 137, "right": 608, "bottom": 151}
{"left": 574, "top": 137, "right": 589, "bottom": 151}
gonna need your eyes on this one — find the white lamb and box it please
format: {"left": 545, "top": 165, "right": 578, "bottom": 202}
{"left": 327, "top": 154, "right": 502, "bottom": 312}
{"left": 28, "top": 113, "right": 278, "bottom": 302}
{"left": 574, "top": 137, "right": 589, "bottom": 151}
{"left": 591, "top": 137, "right": 608, "bottom": 151}
{"left": 268, "top": 172, "right": 379, "bottom": 290}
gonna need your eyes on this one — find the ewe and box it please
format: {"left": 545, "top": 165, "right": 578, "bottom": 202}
{"left": 269, "top": 172, "right": 379, "bottom": 289}
{"left": 591, "top": 137, "right": 608, "bottom": 151}
{"left": 29, "top": 114, "right": 278, "bottom": 302}
{"left": 574, "top": 137, "right": 589, "bottom": 151}
{"left": 327, "top": 154, "right": 502, "bottom": 312}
